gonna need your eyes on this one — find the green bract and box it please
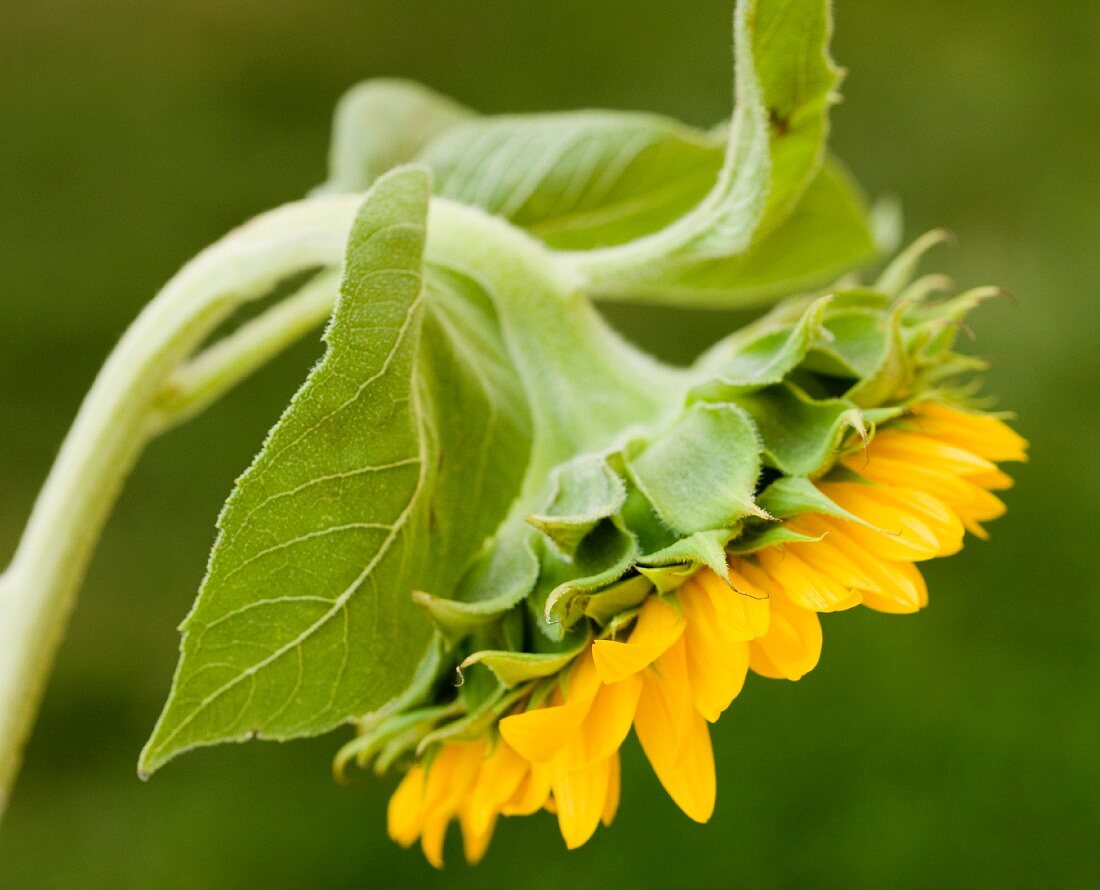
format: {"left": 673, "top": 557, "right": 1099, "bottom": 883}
{"left": 0, "top": 0, "right": 1002, "bottom": 804}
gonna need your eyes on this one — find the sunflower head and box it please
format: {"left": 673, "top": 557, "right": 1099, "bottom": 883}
{"left": 337, "top": 234, "right": 1026, "bottom": 866}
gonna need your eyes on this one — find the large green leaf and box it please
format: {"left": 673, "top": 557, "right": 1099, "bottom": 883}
{"left": 141, "top": 166, "right": 534, "bottom": 774}
{"left": 420, "top": 111, "right": 723, "bottom": 250}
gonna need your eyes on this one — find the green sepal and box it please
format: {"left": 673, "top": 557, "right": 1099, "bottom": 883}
{"left": 638, "top": 564, "right": 702, "bottom": 595}
{"left": 728, "top": 524, "right": 822, "bottom": 554}
{"left": 416, "top": 683, "right": 528, "bottom": 752}
{"left": 804, "top": 299, "right": 891, "bottom": 379}
{"left": 543, "top": 519, "right": 639, "bottom": 628}
{"left": 695, "top": 294, "right": 833, "bottom": 391}
{"left": 874, "top": 229, "right": 953, "bottom": 298}
{"left": 583, "top": 575, "right": 655, "bottom": 625}
{"left": 846, "top": 301, "right": 913, "bottom": 407}
{"left": 625, "top": 401, "right": 766, "bottom": 535}
{"left": 738, "top": 382, "right": 865, "bottom": 476}
{"left": 412, "top": 526, "right": 540, "bottom": 643}
{"left": 757, "top": 475, "right": 865, "bottom": 523}
{"left": 335, "top": 701, "right": 461, "bottom": 780}
{"left": 461, "top": 631, "right": 590, "bottom": 688}
{"left": 526, "top": 453, "right": 627, "bottom": 557}
{"left": 637, "top": 528, "right": 736, "bottom": 579}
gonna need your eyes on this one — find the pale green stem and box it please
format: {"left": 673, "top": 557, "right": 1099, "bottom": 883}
{"left": 0, "top": 194, "right": 362, "bottom": 817}
{"left": 150, "top": 269, "right": 342, "bottom": 432}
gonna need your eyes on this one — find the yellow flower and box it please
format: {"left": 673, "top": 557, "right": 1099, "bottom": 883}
{"left": 387, "top": 402, "right": 1026, "bottom": 864}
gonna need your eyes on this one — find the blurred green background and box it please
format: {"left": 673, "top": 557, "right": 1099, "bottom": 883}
{"left": 1, "top": 1, "right": 1097, "bottom": 886}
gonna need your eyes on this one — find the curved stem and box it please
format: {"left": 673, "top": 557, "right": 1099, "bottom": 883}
{"left": 0, "top": 195, "right": 360, "bottom": 817}
{"left": 150, "top": 269, "right": 342, "bottom": 432}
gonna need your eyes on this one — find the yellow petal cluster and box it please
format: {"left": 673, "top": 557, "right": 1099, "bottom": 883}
{"left": 387, "top": 403, "right": 1026, "bottom": 865}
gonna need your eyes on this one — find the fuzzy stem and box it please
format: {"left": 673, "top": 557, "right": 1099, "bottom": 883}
{"left": 150, "top": 269, "right": 342, "bottom": 432}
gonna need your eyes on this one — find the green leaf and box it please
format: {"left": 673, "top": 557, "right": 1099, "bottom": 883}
{"left": 606, "top": 159, "right": 876, "bottom": 307}
{"left": 752, "top": 0, "right": 841, "bottom": 236}
{"left": 141, "top": 167, "right": 437, "bottom": 775}
{"left": 142, "top": 165, "right": 536, "bottom": 775}
{"left": 419, "top": 111, "right": 722, "bottom": 249}
{"left": 568, "top": 0, "right": 771, "bottom": 284}
{"left": 738, "top": 383, "right": 864, "bottom": 476}
{"left": 626, "top": 401, "right": 765, "bottom": 535}
{"left": 321, "top": 79, "right": 472, "bottom": 193}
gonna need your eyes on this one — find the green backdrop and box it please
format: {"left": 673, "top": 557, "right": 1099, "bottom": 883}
{"left": 1, "top": 1, "right": 1096, "bottom": 886}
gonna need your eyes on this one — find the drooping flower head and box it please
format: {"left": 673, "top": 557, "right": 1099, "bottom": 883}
{"left": 338, "top": 249, "right": 1027, "bottom": 865}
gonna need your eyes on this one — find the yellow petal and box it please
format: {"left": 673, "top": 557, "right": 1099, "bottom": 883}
{"left": 592, "top": 596, "right": 685, "bottom": 684}
{"left": 499, "top": 651, "right": 599, "bottom": 762}
{"left": 785, "top": 521, "right": 880, "bottom": 591}
{"left": 567, "top": 674, "right": 642, "bottom": 770}
{"left": 757, "top": 546, "right": 862, "bottom": 613}
{"left": 551, "top": 746, "right": 613, "bottom": 850}
{"left": 415, "top": 741, "right": 485, "bottom": 868}
{"left": 859, "top": 559, "right": 928, "bottom": 613}
{"left": 463, "top": 739, "right": 529, "bottom": 838}
{"left": 602, "top": 752, "right": 621, "bottom": 827}
{"left": 794, "top": 515, "right": 928, "bottom": 613}
{"left": 817, "top": 483, "right": 963, "bottom": 560}
{"left": 691, "top": 565, "right": 771, "bottom": 640}
{"left": 458, "top": 808, "right": 496, "bottom": 866}
{"left": 387, "top": 765, "right": 426, "bottom": 848}
{"left": 866, "top": 428, "right": 998, "bottom": 476}
{"left": 747, "top": 645, "right": 785, "bottom": 679}
{"left": 419, "top": 814, "right": 449, "bottom": 870}
{"left": 911, "top": 402, "right": 1029, "bottom": 462}
{"left": 969, "top": 467, "right": 1015, "bottom": 491}
{"left": 635, "top": 665, "right": 716, "bottom": 823}
{"left": 955, "top": 483, "right": 1007, "bottom": 523}
{"left": 748, "top": 587, "right": 821, "bottom": 680}
{"left": 846, "top": 451, "right": 979, "bottom": 510}
{"left": 726, "top": 560, "right": 774, "bottom": 637}
{"left": 501, "top": 762, "right": 552, "bottom": 816}
{"left": 680, "top": 582, "right": 750, "bottom": 721}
